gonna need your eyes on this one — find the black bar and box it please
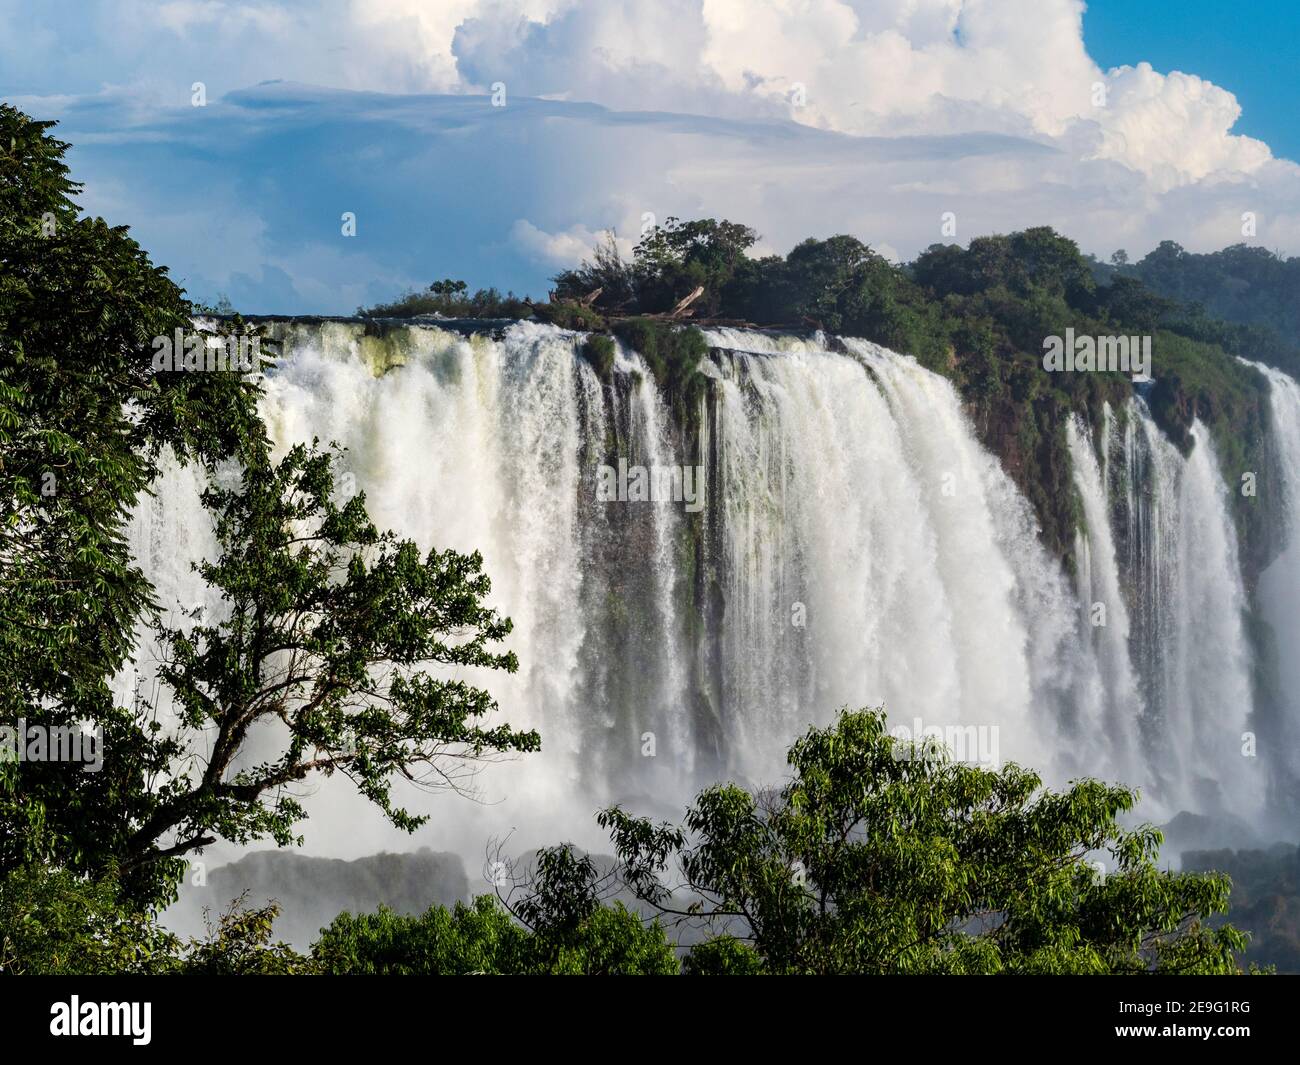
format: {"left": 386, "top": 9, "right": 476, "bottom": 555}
{"left": 0, "top": 976, "right": 1288, "bottom": 1051}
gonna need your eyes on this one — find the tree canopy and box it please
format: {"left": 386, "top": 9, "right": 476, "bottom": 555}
{"left": 598, "top": 709, "right": 1247, "bottom": 974}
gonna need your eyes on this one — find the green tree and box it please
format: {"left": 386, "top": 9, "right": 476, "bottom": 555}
{"left": 0, "top": 865, "right": 181, "bottom": 974}
{"left": 0, "top": 103, "right": 265, "bottom": 884}
{"left": 780, "top": 234, "right": 878, "bottom": 329}
{"left": 0, "top": 864, "right": 311, "bottom": 974}
{"left": 1095, "top": 274, "right": 1177, "bottom": 331}
{"left": 313, "top": 896, "right": 531, "bottom": 974}
{"left": 180, "top": 897, "right": 312, "bottom": 974}
{"left": 428, "top": 278, "right": 468, "bottom": 298}
{"left": 312, "top": 846, "right": 677, "bottom": 974}
{"left": 0, "top": 104, "right": 537, "bottom": 909}
{"left": 113, "top": 439, "right": 539, "bottom": 903}
{"left": 629, "top": 216, "right": 758, "bottom": 315}
{"left": 952, "top": 314, "right": 1001, "bottom": 397}
{"left": 551, "top": 230, "right": 638, "bottom": 309}
{"left": 914, "top": 228, "right": 1095, "bottom": 304}
{"left": 600, "top": 709, "right": 1248, "bottom": 974}
{"left": 501, "top": 845, "right": 677, "bottom": 974}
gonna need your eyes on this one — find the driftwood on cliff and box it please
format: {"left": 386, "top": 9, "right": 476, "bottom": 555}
{"left": 669, "top": 285, "right": 705, "bottom": 318}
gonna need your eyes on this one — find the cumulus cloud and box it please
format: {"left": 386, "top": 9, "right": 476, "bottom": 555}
{"left": 443, "top": 0, "right": 1276, "bottom": 187}
{"left": 1087, "top": 63, "right": 1272, "bottom": 189}
{"left": 3, "top": 0, "right": 1297, "bottom": 311}
{"left": 2, "top": 0, "right": 1281, "bottom": 188}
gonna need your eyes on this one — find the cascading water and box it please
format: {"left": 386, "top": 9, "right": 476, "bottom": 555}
{"left": 1249, "top": 362, "right": 1300, "bottom": 808}
{"left": 126, "top": 322, "right": 1293, "bottom": 870}
{"left": 1070, "top": 400, "right": 1264, "bottom": 815}
{"left": 704, "top": 330, "right": 1110, "bottom": 780}
{"left": 1066, "top": 410, "right": 1146, "bottom": 787}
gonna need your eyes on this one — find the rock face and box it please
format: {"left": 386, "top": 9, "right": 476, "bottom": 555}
{"left": 1181, "top": 842, "right": 1300, "bottom": 974}
{"left": 166, "top": 848, "right": 470, "bottom": 948}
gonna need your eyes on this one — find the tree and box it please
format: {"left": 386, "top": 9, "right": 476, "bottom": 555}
{"left": 428, "top": 278, "right": 468, "bottom": 298}
{"left": 0, "top": 104, "right": 536, "bottom": 908}
{"left": 180, "top": 897, "right": 311, "bottom": 974}
{"left": 0, "top": 865, "right": 181, "bottom": 975}
{"left": 312, "top": 846, "right": 678, "bottom": 975}
{"left": 599, "top": 709, "right": 1248, "bottom": 974}
{"left": 1096, "top": 275, "right": 1177, "bottom": 331}
{"left": 629, "top": 216, "right": 758, "bottom": 315}
{"left": 111, "top": 439, "right": 540, "bottom": 903}
{"left": 781, "top": 234, "right": 878, "bottom": 329}
{"left": 911, "top": 242, "right": 975, "bottom": 296}
{"left": 497, "top": 845, "right": 677, "bottom": 974}
{"left": 0, "top": 103, "right": 265, "bottom": 883}
{"left": 913, "top": 228, "right": 1095, "bottom": 305}
{"left": 0, "top": 864, "right": 311, "bottom": 974}
{"left": 952, "top": 315, "right": 1001, "bottom": 397}
{"left": 551, "top": 231, "right": 638, "bottom": 309}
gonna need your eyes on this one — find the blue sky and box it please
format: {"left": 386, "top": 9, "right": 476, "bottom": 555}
{"left": 1087, "top": 0, "right": 1300, "bottom": 162}
{"left": 2, "top": 0, "right": 1296, "bottom": 314}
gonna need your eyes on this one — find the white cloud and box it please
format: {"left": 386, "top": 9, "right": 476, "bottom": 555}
{"left": 4, "top": 1, "right": 1282, "bottom": 188}
{"left": 3, "top": 0, "right": 1298, "bottom": 310}
{"left": 1086, "top": 63, "right": 1272, "bottom": 190}
{"left": 440, "top": 0, "right": 1277, "bottom": 189}
{"left": 510, "top": 220, "right": 632, "bottom": 267}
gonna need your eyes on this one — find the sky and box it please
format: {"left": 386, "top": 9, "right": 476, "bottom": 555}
{"left": 0, "top": 0, "right": 1296, "bottom": 313}
{"left": 1085, "top": 0, "right": 1300, "bottom": 163}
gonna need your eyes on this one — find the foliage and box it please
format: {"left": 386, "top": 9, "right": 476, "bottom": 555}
{"left": 2, "top": 714, "right": 1257, "bottom": 976}
{"left": 681, "top": 934, "right": 766, "bottom": 975}
{"left": 0, "top": 866, "right": 181, "bottom": 975}
{"left": 313, "top": 896, "right": 528, "bottom": 974}
{"left": 181, "top": 896, "right": 312, "bottom": 974}
{"left": 579, "top": 333, "right": 616, "bottom": 377}
{"left": 631, "top": 217, "right": 758, "bottom": 316}
{"left": 550, "top": 231, "right": 638, "bottom": 309}
{"left": 612, "top": 318, "right": 706, "bottom": 385}
{"left": 599, "top": 708, "right": 1248, "bottom": 975}
{"left": 915, "top": 228, "right": 1098, "bottom": 303}
{"left": 530, "top": 300, "right": 606, "bottom": 331}
{"left": 608, "top": 318, "right": 711, "bottom": 441}
{"left": 312, "top": 847, "right": 677, "bottom": 975}
{"left": 0, "top": 103, "right": 266, "bottom": 894}
{"left": 115, "top": 438, "right": 539, "bottom": 903}
{"left": 0, "top": 865, "right": 311, "bottom": 974}
{"left": 1108, "top": 241, "right": 1300, "bottom": 380}
{"left": 359, "top": 278, "right": 532, "bottom": 319}
{"left": 1, "top": 104, "right": 536, "bottom": 910}
{"left": 552, "top": 217, "right": 757, "bottom": 318}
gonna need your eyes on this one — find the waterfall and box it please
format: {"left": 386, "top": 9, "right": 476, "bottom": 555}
{"left": 1249, "top": 362, "right": 1300, "bottom": 810}
{"left": 125, "top": 322, "right": 1290, "bottom": 863}
{"left": 1095, "top": 399, "right": 1263, "bottom": 815}
{"left": 1066, "top": 409, "right": 1146, "bottom": 786}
